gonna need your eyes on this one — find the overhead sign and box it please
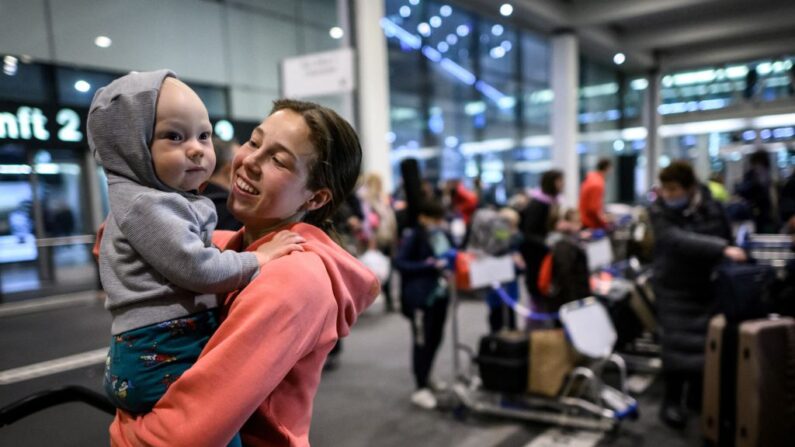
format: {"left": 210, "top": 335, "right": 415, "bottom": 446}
{"left": 281, "top": 47, "right": 355, "bottom": 98}
{"left": 0, "top": 103, "right": 257, "bottom": 145}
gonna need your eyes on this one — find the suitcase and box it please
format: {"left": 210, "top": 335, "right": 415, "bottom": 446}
{"left": 703, "top": 315, "right": 795, "bottom": 447}
{"left": 714, "top": 263, "right": 776, "bottom": 323}
{"left": 735, "top": 317, "right": 795, "bottom": 447}
{"left": 477, "top": 331, "right": 528, "bottom": 394}
{"left": 527, "top": 329, "right": 577, "bottom": 397}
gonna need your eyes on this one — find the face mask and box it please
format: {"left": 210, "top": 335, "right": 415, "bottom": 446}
{"left": 664, "top": 196, "right": 689, "bottom": 210}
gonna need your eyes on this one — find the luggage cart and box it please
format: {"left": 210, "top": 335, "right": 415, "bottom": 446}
{"left": 446, "top": 253, "right": 638, "bottom": 432}
{"left": 744, "top": 233, "right": 794, "bottom": 277}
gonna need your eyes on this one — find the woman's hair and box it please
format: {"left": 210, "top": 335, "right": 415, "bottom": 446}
{"left": 540, "top": 169, "right": 563, "bottom": 196}
{"left": 658, "top": 160, "right": 697, "bottom": 189}
{"left": 270, "top": 99, "right": 362, "bottom": 232}
{"left": 596, "top": 158, "right": 612, "bottom": 172}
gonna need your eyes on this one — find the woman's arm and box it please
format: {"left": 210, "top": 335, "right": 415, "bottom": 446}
{"left": 110, "top": 253, "right": 335, "bottom": 447}
{"left": 649, "top": 207, "right": 727, "bottom": 261}
{"left": 119, "top": 194, "right": 259, "bottom": 293}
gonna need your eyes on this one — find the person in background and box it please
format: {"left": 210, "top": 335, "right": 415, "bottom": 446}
{"left": 519, "top": 169, "right": 564, "bottom": 307}
{"left": 395, "top": 199, "right": 452, "bottom": 410}
{"left": 201, "top": 137, "right": 242, "bottom": 230}
{"left": 579, "top": 157, "right": 612, "bottom": 230}
{"left": 736, "top": 149, "right": 779, "bottom": 233}
{"left": 444, "top": 178, "right": 478, "bottom": 225}
{"left": 359, "top": 172, "right": 398, "bottom": 311}
{"left": 778, "top": 169, "right": 795, "bottom": 234}
{"left": 648, "top": 160, "right": 746, "bottom": 429}
{"left": 707, "top": 172, "right": 729, "bottom": 203}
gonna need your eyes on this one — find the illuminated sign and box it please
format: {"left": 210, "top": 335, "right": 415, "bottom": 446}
{"left": 0, "top": 104, "right": 86, "bottom": 144}
{"left": 1, "top": 103, "right": 257, "bottom": 145}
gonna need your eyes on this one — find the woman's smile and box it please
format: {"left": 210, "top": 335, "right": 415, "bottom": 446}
{"left": 234, "top": 175, "right": 260, "bottom": 196}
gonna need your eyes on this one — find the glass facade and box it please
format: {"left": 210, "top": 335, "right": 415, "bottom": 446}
{"left": 383, "top": 0, "right": 551, "bottom": 202}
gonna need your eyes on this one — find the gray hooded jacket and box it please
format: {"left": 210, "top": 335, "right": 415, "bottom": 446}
{"left": 89, "top": 70, "right": 258, "bottom": 335}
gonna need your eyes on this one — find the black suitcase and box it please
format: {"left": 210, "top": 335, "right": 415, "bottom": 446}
{"left": 477, "top": 331, "right": 528, "bottom": 394}
{"left": 714, "top": 263, "right": 776, "bottom": 323}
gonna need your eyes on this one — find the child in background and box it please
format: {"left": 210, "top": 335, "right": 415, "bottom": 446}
{"left": 395, "top": 199, "right": 453, "bottom": 410}
{"left": 89, "top": 70, "right": 304, "bottom": 431}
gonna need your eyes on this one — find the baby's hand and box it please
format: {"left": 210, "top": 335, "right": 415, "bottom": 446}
{"left": 254, "top": 230, "right": 306, "bottom": 266}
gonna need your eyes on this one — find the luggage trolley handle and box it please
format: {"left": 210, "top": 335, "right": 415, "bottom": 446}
{"left": 0, "top": 385, "right": 115, "bottom": 427}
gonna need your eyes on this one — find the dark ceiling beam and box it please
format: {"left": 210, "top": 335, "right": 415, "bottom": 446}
{"left": 624, "top": 7, "right": 795, "bottom": 50}
{"left": 659, "top": 36, "right": 795, "bottom": 70}
{"left": 570, "top": 0, "right": 722, "bottom": 26}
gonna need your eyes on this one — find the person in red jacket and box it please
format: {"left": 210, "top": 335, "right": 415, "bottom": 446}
{"left": 579, "top": 158, "right": 612, "bottom": 230}
{"left": 108, "top": 99, "right": 380, "bottom": 447}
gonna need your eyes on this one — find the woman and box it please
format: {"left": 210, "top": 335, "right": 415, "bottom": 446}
{"left": 648, "top": 161, "right": 746, "bottom": 429}
{"left": 109, "top": 99, "right": 380, "bottom": 446}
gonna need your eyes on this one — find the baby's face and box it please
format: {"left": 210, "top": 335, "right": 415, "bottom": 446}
{"left": 151, "top": 78, "right": 215, "bottom": 191}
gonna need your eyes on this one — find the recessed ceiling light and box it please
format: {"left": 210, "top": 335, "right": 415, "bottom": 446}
{"left": 613, "top": 52, "right": 626, "bottom": 65}
{"left": 74, "top": 80, "right": 91, "bottom": 92}
{"left": 94, "top": 35, "right": 112, "bottom": 48}
{"left": 500, "top": 4, "right": 514, "bottom": 17}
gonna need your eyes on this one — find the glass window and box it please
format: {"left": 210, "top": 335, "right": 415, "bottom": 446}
{"left": 383, "top": 0, "right": 552, "bottom": 196}
{"left": 0, "top": 60, "right": 51, "bottom": 103}
{"left": 55, "top": 67, "right": 117, "bottom": 108}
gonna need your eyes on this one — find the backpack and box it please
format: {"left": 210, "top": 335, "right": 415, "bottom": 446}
{"left": 467, "top": 209, "right": 513, "bottom": 256}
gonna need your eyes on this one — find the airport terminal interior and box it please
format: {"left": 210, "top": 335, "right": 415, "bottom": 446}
{"left": 1, "top": 0, "right": 794, "bottom": 446}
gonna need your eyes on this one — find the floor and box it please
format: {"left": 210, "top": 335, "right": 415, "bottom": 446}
{"left": 0, "top": 292, "right": 706, "bottom": 446}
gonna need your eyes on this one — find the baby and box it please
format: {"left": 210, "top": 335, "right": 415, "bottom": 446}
{"left": 89, "top": 70, "right": 303, "bottom": 418}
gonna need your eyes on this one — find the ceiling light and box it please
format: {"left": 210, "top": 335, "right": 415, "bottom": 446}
{"left": 446, "top": 34, "right": 458, "bottom": 45}
{"left": 500, "top": 4, "right": 514, "bottom": 17}
{"left": 399, "top": 6, "right": 410, "bottom": 17}
{"left": 94, "top": 35, "right": 112, "bottom": 48}
{"left": 491, "top": 24, "right": 504, "bottom": 36}
{"left": 429, "top": 16, "right": 441, "bottom": 28}
{"left": 74, "top": 80, "right": 91, "bottom": 92}
{"left": 409, "top": 0, "right": 419, "bottom": 5}
{"left": 456, "top": 25, "right": 470, "bottom": 37}
{"left": 613, "top": 52, "right": 626, "bottom": 65}
{"left": 417, "top": 22, "right": 431, "bottom": 36}
{"left": 329, "top": 27, "right": 344, "bottom": 39}
{"left": 490, "top": 47, "right": 506, "bottom": 59}
{"left": 440, "top": 5, "right": 452, "bottom": 17}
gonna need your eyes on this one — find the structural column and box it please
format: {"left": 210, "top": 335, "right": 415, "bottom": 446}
{"left": 643, "top": 70, "right": 662, "bottom": 191}
{"left": 353, "top": 0, "right": 393, "bottom": 192}
{"left": 550, "top": 33, "right": 579, "bottom": 207}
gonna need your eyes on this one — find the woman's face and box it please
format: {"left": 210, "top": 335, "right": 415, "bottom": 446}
{"left": 227, "top": 109, "right": 319, "bottom": 231}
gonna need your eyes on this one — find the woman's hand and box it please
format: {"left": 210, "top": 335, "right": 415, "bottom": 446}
{"left": 723, "top": 246, "right": 748, "bottom": 262}
{"left": 254, "top": 230, "right": 306, "bottom": 266}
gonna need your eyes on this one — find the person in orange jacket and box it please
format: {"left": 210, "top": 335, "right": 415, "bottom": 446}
{"left": 107, "top": 99, "right": 380, "bottom": 447}
{"left": 579, "top": 158, "right": 612, "bottom": 230}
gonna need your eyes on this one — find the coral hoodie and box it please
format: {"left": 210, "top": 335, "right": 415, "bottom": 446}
{"left": 109, "top": 223, "right": 380, "bottom": 447}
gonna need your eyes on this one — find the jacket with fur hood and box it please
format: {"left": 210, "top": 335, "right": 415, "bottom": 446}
{"left": 88, "top": 69, "right": 258, "bottom": 334}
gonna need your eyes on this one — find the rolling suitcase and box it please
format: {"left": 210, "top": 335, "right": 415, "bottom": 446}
{"left": 735, "top": 317, "right": 795, "bottom": 447}
{"left": 703, "top": 315, "right": 795, "bottom": 447}
{"left": 477, "top": 331, "right": 528, "bottom": 394}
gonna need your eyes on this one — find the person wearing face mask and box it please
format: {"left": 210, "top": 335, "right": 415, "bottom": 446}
{"left": 648, "top": 160, "right": 747, "bottom": 429}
